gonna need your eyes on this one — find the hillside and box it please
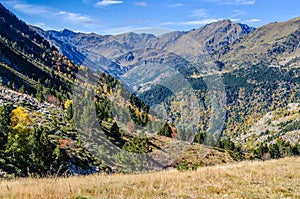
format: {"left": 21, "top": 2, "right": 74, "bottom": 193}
{"left": 0, "top": 3, "right": 78, "bottom": 96}
{"left": 0, "top": 85, "right": 110, "bottom": 177}
{"left": 220, "top": 17, "right": 300, "bottom": 68}
{"left": 0, "top": 157, "right": 299, "bottom": 198}
{"left": 0, "top": 3, "right": 111, "bottom": 177}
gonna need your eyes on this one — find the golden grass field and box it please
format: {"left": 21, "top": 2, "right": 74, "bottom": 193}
{"left": 1, "top": 157, "right": 300, "bottom": 199}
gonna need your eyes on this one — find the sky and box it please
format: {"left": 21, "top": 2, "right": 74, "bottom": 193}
{"left": 1, "top": 0, "right": 299, "bottom": 35}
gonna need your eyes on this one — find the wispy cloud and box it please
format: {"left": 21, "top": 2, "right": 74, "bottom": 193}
{"left": 161, "top": 18, "right": 222, "bottom": 26}
{"left": 12, "top": 3, "right": 50, "bottom": 15}
{"left": 181, "top": 19, "right": 222, "bottom": 25}
{"left": 243, "top": 18, "right": 261, "bottom": 23}
{"left": 230, "top": 18, "right": 241, "bottom": 22}
{"left": 102, "top": 26, "right": 172, "bottom": 36}
{"left": 231, "top": 9, "right": 248, "bottom": 17}
{"left": 56, "top": 11, "right": 98, "bottom": 25}
{"left": 168, "top": 3, "right": 184, "bottom": 7}
{"left": 190, "top": 9, "right": 209, "bottom": 18}
{"left": 7, "top": 1, "right": 100, "bottom": 26}
{"left": 130, "top": 27, "right": 173, "bottom": 36}
{"left": 95, "top": 0, "right": 123, "bottom": 7}
{"left": 101, "top": 26, "right": 133, "bottom": 34}
{"left": 134, "top": 2, "right": 148, "bottom": 6}
{"left": 204, "top": 0, "right": 255, "bottom": 5}
{"left": 31, "top": 22, "right": 51, "bottom": 30}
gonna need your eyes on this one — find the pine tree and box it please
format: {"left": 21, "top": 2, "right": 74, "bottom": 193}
{"left": 0, "top": 103, "right": 12, "bottom": 150}
{"left": 28, "top": 126, "right": 58, "bottom": 176}
{"left": 158, "top": 122, "right": 172, "bottom": 138}
{"left": 36, "top": 80, "right": 44, "bottom": 102}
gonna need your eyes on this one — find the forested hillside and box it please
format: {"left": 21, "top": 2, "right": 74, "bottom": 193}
{"left": 0, "top": 3, "right": 112, "bottom": 177}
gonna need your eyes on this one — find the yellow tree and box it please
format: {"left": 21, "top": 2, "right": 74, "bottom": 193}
{"left": 6, "top": 107, "right": 32, "bottom": 176}
{"left": 10, "top": 107, "right": 32, "bottom": 128}
{"left": 64, "top": 100, "right": 73, "bottom": 120}
{"left": 5, "top": 123, "right": 31, "bottom": 176}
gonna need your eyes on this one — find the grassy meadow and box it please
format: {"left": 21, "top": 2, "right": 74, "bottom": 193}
{"left": 1, "top": 157, "right": 300, "bottom": 199}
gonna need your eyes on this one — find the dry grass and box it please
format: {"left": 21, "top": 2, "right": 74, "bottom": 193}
{"left": 1, "top": 157, "right": 300, "bottom": 199}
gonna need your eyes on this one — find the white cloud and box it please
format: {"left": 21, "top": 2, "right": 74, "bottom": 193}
{"left": 243, "top": 18, "right": 261, "bottom": 23}
{"left": 95, "top": 0, "right": 123, "bottom": 6}
{"left": 168, "top": 3, "right": 184, "bottom": 7}
{"left": 7, "top": 1, "right": 100, "bottom": 26}
{"left": 57, "top": 11, "right": 98, "bottom": 25}
{"left": 130, "top": 27, "right": 173, "bottom": 36}
{"left": 161, "top": 18, "right": 222, "bottom": 26}
{"left": 31, "top": 22, "right": 50, "bottom": 30}
{"left": 190, "top": 9, "right": 209, "bottom": 18}
{"left": 234, "top": 0, "right": 255, "bottom": 5}
{"left": 12, "top": 3, "right": 50, "bottom": 15}
{"left": 101, "top": 26, "right": 133, "bottom": 34}
{"left": 102, "top": 26, "right": 173, "bottom": 36}
{"left": 134, "top": 2, "right": 148, "bottom": 6}
{"left": 231, "top": 10, "right": 248, "bottom": 17}
{"left": 230, "top": 18, "right": 241, "bottom": 22}
{"left": 204, "top": 0, "right": 255, "bottom": 5}
{"left": 181, "top": 19, "right": 222, "bottom": 25}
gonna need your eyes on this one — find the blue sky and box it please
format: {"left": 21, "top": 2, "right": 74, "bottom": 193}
{"left": 1, "top": 0, "right": 299, "bottom": 35}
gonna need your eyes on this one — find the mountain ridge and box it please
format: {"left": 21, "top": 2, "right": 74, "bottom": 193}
{"left": 31, "top": 19, "right": 255, "bottom": 74}
{"left": 220, "top": 16, "right": 300, "bottom": 68}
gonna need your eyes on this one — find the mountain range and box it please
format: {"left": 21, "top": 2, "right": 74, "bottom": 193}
{"left": 31, "top": 19, "right": 255, "bottom": 73}
{"left": 32, "top": 16, "right": 300, "bottom": 72}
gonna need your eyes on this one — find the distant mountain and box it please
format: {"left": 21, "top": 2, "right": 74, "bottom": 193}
{"left": 31, "top": 20, "right": 255, "bottom": 93}
{"left": 220, "top": 17, "right": 300, "bottom": 68}
{"left": 32, "top": 17, "right": 300, "bottom": 73}
{"left": 31, "top": 20, "right": 254, "bottom": 73}
{"left": 170, "top": 19, "right": 255, "bottom": 54}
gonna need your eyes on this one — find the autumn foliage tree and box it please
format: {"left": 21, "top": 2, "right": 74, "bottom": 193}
{"left": 10, "top": 107, "right": 32, "bottom": 128}
{"left": 4, "top": 106, "right": 64, "bottom": 176}
{"left": 5, "top": 123, "right": 31, "bottom": 176}
{"left": 4, "top": 107, "right": 32, "bottom": 176}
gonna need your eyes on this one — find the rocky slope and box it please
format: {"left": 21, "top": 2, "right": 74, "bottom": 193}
{"left": 241, "top": 103, "right": 300, "bottom": 146}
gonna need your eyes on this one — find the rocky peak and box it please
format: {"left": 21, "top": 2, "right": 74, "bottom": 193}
{"left": 61, "top": 28, "right": 76, "bottom": 37}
